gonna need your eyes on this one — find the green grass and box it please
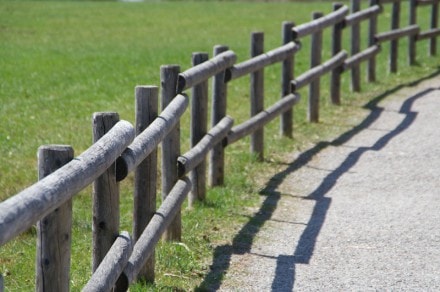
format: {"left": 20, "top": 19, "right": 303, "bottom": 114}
{"left": 0, "top": 0, "right": 439, "bottom": 291}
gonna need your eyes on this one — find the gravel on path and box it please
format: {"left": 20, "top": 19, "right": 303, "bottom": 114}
{"left": 216, "top": 75, "right": 440, "bottom": 291}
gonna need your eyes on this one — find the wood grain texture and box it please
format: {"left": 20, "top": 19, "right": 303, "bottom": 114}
{"left": 116, "top": 94, "right": 188, "bottom": 181}
{"left": 281, "top": 21, "right": 295, "bottom": 137}
{"left": 160, "top": 65, "right": 182, "bottom": 241}
{"left": 375, "top": 25, "right": 420, "bottom": 43}
{"left": 368, "top": 0, "right": 379, "bottom": 82}
{"left": 121, "top": 178, "right": 192, "bottom": 287}
{"left": 292, "top": 5, "right": 349, "bottom": 39}
{"left": 36, "top": 145, "right": 73, "bottom": 292}
{"left": 178, "top": 116, "right": 234, "bottom": 177}
{"left": 177, "top": 50, "right": 236, "bottom": 92}
{"left": 225, "top": 42, "right": 300, "bottom": 82}
{"left": 92, "top": 112, "right": 120, "bottom": 272}
{"left": 390, "top": 0, "right": 401, "bottom": 73}
{"left": 250, "top": 32, "right": 265, "bottom": 161}
{"left": 0, "top": 120, "right": 134, "bottom": 246}
{"left": 309, "top": 12, "right": 323, "bottom": 123}
{"left": 291, "top": 51, "right": 348, "bottom": 92}
{"left": 343, "top": 45, "right": 382, "bottom": 71}
{"left": 83, "top": 231, "right": 132, "bottom": 292}
{"left": 133, "top": 86, "right": 158, "bottom": 282}
{"left": 344, "top": 5, "right": 382, "bottom": 27}
{"left": 331, "top": 3, "right": 344, "bottom": 105}
{"left": 227, "top": 94, "right": 300, "bottom": 145}
{"left": 210, "top": 45, "right": 229, "bottom": 187}
{"left": 190, "top": 52, "right": 209, "bottom": 206}
{"left": 350, "top": 0, "right": 361, "bottom": 92}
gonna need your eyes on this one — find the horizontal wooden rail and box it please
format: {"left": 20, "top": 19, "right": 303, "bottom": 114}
{"left": 4, "top": 0, "right": 440, "bottom": 289}
{"left": 83, "top": 231, "right": 132, "bottom": 292}
{"left": 0, "top": 121, "right": 135, "bottom": 246}
{"left": 227, "top": 93, "right": 300, "bottom": 145}
{"left": 177, "top": 50, "right": 237, "bottom": 92}
{"left": 291, "top": 50, "right": 348, "bottom": 91}
{"left": 177, "top": 116, "right": 234, "bottom": 177}
{"left": 343, "top": 45, "right": 381, "bottom": 71}
{"left": 292, "top": 5, "right": 349, "bottom": 39}
{"left": 121, "top": 178, "right": 192, "bottom": 286}
{"left": 417, "top": 28, "right": 440, "bottom": 41}
{"left": 375, "top": 25, "right": 420, "bottom": 43}
{"left": 116, "top": 94, "right": 189, "bottom": 181}
{"left": 344, "top": 5, "right": 382, "bottom": 27}
{"left": 225, "top": 42, "right": 300, "bottom": 82}
{"left": 417, "top": 0, "right": 438, "bottom": 6}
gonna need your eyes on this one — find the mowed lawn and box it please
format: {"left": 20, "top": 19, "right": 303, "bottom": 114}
{"left": 0, "top": 0, "right": 438, "bottom": 290}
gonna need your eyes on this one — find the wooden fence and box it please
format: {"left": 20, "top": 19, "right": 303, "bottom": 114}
{"left": 0, "top": 0, "right": 439, "bottom": 291}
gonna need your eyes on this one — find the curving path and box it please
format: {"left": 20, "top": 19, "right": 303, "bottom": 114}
{"left": 210, "top": 73, "right": 440, "bottom": 291}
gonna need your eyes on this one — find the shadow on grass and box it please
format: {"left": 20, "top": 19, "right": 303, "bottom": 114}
{"left": 197, "top": 69, "right": 440, "bottom": 291}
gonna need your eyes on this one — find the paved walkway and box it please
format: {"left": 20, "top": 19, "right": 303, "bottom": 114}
{"left": 210, "top": 74, "right": 440, "bottom": 291}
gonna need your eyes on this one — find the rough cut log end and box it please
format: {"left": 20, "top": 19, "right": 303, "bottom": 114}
{"left": 176, "top": 75, "right": 186, "bottom": 93}
{"left": 224, "top": 69, "right": 232, "bottom": 83}
{"left": 291, "top": 29, "right": 299, "bottom": 41}
{"left": 291, "top": 80, "right": 298, "bottom": 92}
{"left": 177, "top": 156, "right": 188, "bottom": 178}
{"left": 115, "top": 156, "right": 129, "bottom": 182}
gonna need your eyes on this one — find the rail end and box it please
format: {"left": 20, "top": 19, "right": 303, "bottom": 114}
{"left": 115, "top": 272, "right": 129, "bottom": 291}
{"left": 224, "top": 68, "right": 232, "bottom": 83}
{"left": 291, "top": 29, "right": 299, "bottom": 41}
{"left": 176, "top": 75, "right": 186, "bottom": 94}
{"left": 291, "top": 80, "right": 298, "bottom": 93}
{"left": 116, "top": 156, "right": 129, "bottom": 182}
{"left": 177, "top": 156, "right": 187, "bottom": 178}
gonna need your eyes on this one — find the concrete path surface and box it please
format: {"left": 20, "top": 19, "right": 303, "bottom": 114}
{"left": 210, "top": 74, "right": 440, "bottom": 291}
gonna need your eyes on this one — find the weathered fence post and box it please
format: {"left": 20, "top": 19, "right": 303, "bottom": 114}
{"left": 431, "top": 0, "right": 439, "bottom": 56}
{"left": 368, "top": 0, "right": 379, "bottom": 81}
{"left": 190, "top": 52, "right": 209, "bottom": 206}
{"left": 92, "top": 112, "right": 120, "bottom": 272}
{"left": 331, "top": 3, "right": 344, "bottom": 105}
{"left": 210, "top": 45, "right": 229, "bottom": 187}
{"left": 133, "top": 86, "right": 158, "bottom": 282}
{"left": 309, "top": 12, "right": 323, "bottom": 123}
{"left": 281, "top": 21, "right": 294, "bottom": 137}
{"left": 350, "top": 0, "right": 361, "bottom": 91}
{"left": 36, "top": 145, "right": 73, "bottom": 292}
{"left": 390, "top": 0, "right": 401, "bottom": 73}
{"left": 409, "top": 0, "right": 417, "bottom": 65}
{"left": 161, "top": 65, "right": 182, "bottom": 241}
{"left": 250, "top": 32, "right": 265, "bottom": 161}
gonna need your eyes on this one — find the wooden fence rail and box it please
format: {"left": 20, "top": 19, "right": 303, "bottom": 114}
{"left": 116, "top": 93, "right": 188, "bottom": 181}
{"left": 0, "top": 121, "right": 134, "bottom": 246}
{"left": 410, "top": 0, "right": 440, "bottom": 64}
{"left": 344, "top": 5, "right": 382, "bottom": 27}
{"left": 343, "top": 45, "right": 382, "bottom": 71}
{"left": 83, "top": 231, "right": 132, "bottom": 292}
{"left": 291, "top": 51, "right": 348, "bottom": 92}
{"left": 121, "top": 178, "right": 192, "bottom": 287}
{"left": 0, "top": 1, "right": 439, "bottom": 291}
{"left": 178, "top": 116, "right": 234, "bottom": 177}
{"left": 227, "top": 93, "right": 300, "bottom": 145}
{"left": 375, "top": 24, "right": 420, "bottom": 42}
{"left": 291, "top": 5, "right": 349, "bottom": 39}
{"left": 225, "top": 42, "right": 300, "bottom": 82}
{"left": 177, "top": 50, "right": 236, "bottom": 92}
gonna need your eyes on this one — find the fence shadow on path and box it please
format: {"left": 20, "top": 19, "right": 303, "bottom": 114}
{"left": 197, "top": 70, "right": 440, "bottom": 291}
